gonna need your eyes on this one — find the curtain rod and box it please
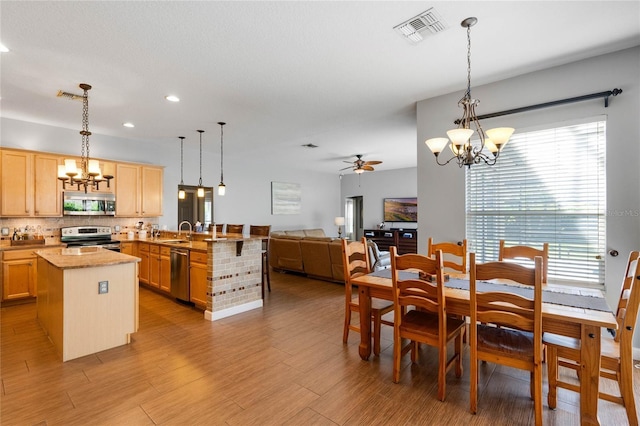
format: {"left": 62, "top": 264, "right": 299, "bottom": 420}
{"left": 454, "top": 88, "right": 623, "bottom": 125}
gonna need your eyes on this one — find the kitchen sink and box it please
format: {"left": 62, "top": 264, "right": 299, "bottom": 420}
{"left": 159, "top": 239, "right": 189, "bottom": 244}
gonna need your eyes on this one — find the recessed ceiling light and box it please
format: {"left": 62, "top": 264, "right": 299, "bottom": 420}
{"left": 123, "top": 122, "right": 135, "bottom": 128}
{"left": 165, "top": 95, "right": 180, "bottom": 102}
{"left": 0, "top": 44, "right": 9, "bottom": 53}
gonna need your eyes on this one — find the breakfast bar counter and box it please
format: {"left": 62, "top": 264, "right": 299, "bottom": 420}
{"left": 35, "top": 247, "right": 139, "bottom": 361}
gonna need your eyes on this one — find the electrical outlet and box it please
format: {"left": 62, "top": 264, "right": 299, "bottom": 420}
{"left": 98, "top": 281, "right": 108, "bottom": 294}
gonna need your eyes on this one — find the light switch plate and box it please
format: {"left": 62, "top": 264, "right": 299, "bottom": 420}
{"left": 98, "top": 281, "right": 109, "bottom": 294}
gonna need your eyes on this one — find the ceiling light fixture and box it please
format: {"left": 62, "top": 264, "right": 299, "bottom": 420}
{"left": 217, "top": 122, "right": 226, "bottom": 196}
{"left": 178, "top": 136, "right": 186, "bottom": 200}
{"left": 57, "top": 83, "right": 113, "bottom": 192}
{"left": 123, "top": 122, "right": 135, "bottom": 128}
{"left": 425, "top": 17, "right": 514, "bottom": 168}
{"left": 197, "top": 130, "right": 205, "bottom": 197}
{"left": 165, "top": 95, "right": 180, "bottom": 102}
{"left": 0, "top": 44, "right": 9, "bottom": 53}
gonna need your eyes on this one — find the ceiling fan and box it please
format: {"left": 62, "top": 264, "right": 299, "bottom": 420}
{"left": 339, "top": 154, "right": 382, "bottom": 173}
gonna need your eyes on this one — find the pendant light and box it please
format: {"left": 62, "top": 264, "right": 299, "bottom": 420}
{"left": 197, "top": 130, "right": 205, "bottom": 197}
{"left": 217, "top": 122, "right": 226, "bottom": 196}
{"left": 178, "top": 136, "right": 186, "bottom": 200}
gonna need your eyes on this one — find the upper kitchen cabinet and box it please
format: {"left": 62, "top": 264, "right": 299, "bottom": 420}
{"left": 0, "top": 149, "right": 62, "bottom": 217}
{"left": 115, "top": 164, "right": 163, "bottom": 217}
{"left": 34, "top": 153, "right": 63, "bottom": 216}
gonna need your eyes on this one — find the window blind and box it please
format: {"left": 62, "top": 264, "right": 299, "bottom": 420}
{"left": 466, "top": 120, "right": 606, "bottom": 286}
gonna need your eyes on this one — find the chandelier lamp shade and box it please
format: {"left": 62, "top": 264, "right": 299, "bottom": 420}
{"left": 217, "top": 122, "right": 226, "bottom": 196}
{"left": 178, "top": 136, "right": 186, "bottom": 200}
{"left": 57, "top": 83, "right": 113, "bottom": 192}
{"left": 424, "top": 17, "right": 514, "bottom": 168}
{"left": 196, "top": 130, "right": 205, "bottom": 198}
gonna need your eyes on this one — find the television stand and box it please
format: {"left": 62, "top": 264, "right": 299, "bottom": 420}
{"left": 363, "top": 229, "right": 417, "bottom": 254}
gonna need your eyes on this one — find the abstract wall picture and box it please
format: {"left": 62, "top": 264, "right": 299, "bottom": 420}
{"left": 271, "top": 182, "right": 301, "bottom": 214}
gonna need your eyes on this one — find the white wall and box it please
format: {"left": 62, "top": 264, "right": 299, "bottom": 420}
{"left": 340, "top": 167, "right": 417, "bottom": 230}
{"left": 417, "top": 46, "right": 640, "bottom": 343}
{"left": 1, "top": 117, "right": 341, "bottom": 234}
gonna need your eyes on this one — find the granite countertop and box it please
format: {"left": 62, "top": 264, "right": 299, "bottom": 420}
{"left": 36, "top": 247, "right": 140, "bottom": 269}
{"left": 115, "top": 235, "right": 261, "bottom": 252}
{"left": 0, "top": 242, "right": 66, "bottom": 252}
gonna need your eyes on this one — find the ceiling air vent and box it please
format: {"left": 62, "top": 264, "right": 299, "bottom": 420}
{"left": 394, "top": 7, "right": 448, "bottom": 44}
{"left": 56, "top": 90, "right": 84, "bottom": 101}
{"left": 302, "top": 143, "right": 318, "bottom": 148}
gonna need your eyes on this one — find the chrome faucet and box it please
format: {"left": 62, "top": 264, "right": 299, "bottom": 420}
{"left": 178, "top": 221, "right": 192, "bottom": 241}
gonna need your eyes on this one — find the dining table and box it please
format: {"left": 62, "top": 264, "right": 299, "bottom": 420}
{"left": 351, "top": 271, "right": 618, "bottom": 426}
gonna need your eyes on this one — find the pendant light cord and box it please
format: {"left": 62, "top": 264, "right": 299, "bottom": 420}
{"left": 179, "top": 136, "right": 185, "bottom": 185}
{"left": 197, "top": 130, "right": 204, "bottom": 187}
{"left": 219, "top": 123, "right": 224, "bottom": 183}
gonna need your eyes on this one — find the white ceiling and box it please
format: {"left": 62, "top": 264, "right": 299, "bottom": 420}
{"left": 1, "top": 1, "right": 639, "bottom": 174}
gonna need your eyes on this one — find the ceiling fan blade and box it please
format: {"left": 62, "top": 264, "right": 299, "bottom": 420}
{"left": 338, "top": 166, "right": 353, "bottom": 171}
{"left": 362, "top": 165, "right": 374, "bottom": 171}
{"left": 363, "top": 160, "right": 382, "bottom": 166}
{"left": 343, "top": 160, "right": 354, "bottom": 164}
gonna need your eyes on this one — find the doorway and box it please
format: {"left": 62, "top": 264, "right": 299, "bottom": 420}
{"left": 345, "top": 196, "right": 363, "bottom": 241}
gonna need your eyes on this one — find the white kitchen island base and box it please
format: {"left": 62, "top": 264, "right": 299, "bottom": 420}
{"left": 36, "top": 248, "right": 139, "bottom": 362}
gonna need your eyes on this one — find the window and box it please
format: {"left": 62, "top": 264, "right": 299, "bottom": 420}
{"left": 466, "top": 119, "right": 606, "bottom": 286}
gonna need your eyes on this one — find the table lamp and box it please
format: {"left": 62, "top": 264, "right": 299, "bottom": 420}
{"left": 334, "top": 216, "right": 345, "bottom": 238}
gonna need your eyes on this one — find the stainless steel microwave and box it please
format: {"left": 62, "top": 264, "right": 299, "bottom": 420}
{"left": 63, "top": 192, "right": 116, "bottom": 216}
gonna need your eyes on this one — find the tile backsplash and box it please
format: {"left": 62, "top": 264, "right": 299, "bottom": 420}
{"left": 0, "top": 217, "right": 160, "bottom": 243}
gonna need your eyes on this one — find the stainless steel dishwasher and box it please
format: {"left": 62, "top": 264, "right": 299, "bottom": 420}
{"left": 170, "top": 248, "right": 190, "bottom": 302}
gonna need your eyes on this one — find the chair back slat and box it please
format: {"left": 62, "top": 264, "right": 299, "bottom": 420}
{"left": 428, "top": 238, "right": 467, "bottom": 273}
{"left": 341, "top": 238, "right": 372, "bottom": 301}
{"left": 392, "top": 249, "right": 445, "bottom": 327}
{"left": 618, "top": 252, "right": 640, "bottom": 344}
{"left": 499, "top": 240, "right": 549, "bottom": 283}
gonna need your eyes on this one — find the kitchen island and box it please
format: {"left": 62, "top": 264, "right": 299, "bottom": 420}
{"left": 35, "top": 247, "right": 139, "bottom": 361}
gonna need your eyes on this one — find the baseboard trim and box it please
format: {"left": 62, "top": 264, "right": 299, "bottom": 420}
{"left": 204, "top": 299, "right": 263, "bottom": 321}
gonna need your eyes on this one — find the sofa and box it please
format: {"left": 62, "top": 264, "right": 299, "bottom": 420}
{"left": 268, "top": 229, "right": 389, "bottom": 283}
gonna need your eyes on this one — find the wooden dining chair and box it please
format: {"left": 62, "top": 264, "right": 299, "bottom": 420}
{"left": 390, "top": 247, "right": 465, "bottom": 401}
{"left": 208, "top": 223, "right": 224, "bottom": 234}
{"left": 499, "top": 240, "right": 549, "bottom": 283}
{"left": 226, "top": 224, "right": 244, "bottom": 235}
{"left": 469, "top": 253, "right": 544, "bottom": 425}
{"left": 341, "top": 238, "right": 393, "bottom": 356}
{"left": 428, "top": 238, "right": 467, "bottom": 273}
{"left": 250, "top": 225, "right": 272, "bottom": 296}
{"left": 544, "top": 251, "right": 640, "bottom": 425}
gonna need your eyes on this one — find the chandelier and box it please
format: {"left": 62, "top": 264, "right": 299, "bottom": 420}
{"left": 58, "top": 83, "right": 113, "bottom": 191}
{"left": 425, "top": 17, "right": 514, "bottom": 168}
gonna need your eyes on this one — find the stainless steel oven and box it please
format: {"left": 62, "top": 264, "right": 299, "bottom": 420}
{"left": 61, "top": 226, "right": 121, "bottom": 252}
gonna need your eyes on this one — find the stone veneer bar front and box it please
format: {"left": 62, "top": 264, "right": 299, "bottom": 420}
{"left": 203, "top": 237, "right": 263, "bottom": 321}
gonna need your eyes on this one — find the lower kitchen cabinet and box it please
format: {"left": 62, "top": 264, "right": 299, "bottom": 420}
{"left": 2, "top": 249, "right": 37, "bottom": 300}
{"left": 189, "top": 250, "right": 207, "bottom": 308}
{"left": 149, "top": 245, "right": 161, "bottom": 288}
{"left": 120, "top": 241, "right": 135, "bottom": 256}
{"left": 159, "top": 246, "right": 171, "bottom": 293}
{"left": 138, "top": 243, "right": 150, "bottom": 285}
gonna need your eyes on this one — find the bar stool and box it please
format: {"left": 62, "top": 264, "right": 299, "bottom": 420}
{"left": 250, "top": 225, "right": 271, "bottom": 297}
{"left": 226, "top": 224, "right": 244, "bottom": 235}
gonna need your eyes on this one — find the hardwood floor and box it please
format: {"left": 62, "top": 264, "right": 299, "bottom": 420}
{"left": 1, "top": 271, "right": 637, "bottom": 425}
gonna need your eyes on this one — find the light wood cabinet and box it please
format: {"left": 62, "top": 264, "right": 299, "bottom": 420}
{"left": 189, "top": 250, "right": 208, "bottom": 308}
{"left": 115, "top": 163, "right": 141, "bottom": 216}
{"left": 34, "top": 153, "right": 63, "bottom": 216}
{"left": 141, "top": 166, "right": 163, "bottom": 216}
{"left": 1, "top": 150, "right": 33, "bottom": 216}
{"left": 138, "top": 243, "right": 150, "bottom": 285}
{"left": 159, "top": 246, "right": 171, "bottom": 293}
{"left": 120, "top": 241, "right": 135, "bottom": 256}
{"left": 115, "top": 164, "right": 163, "bottom": 217}
{"left": 2, "top": 249, "right": 37, "bottom": 300}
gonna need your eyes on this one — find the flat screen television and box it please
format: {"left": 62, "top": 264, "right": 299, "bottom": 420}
{"left": 383, "top": 197, "right": 417, "bottom": 222}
